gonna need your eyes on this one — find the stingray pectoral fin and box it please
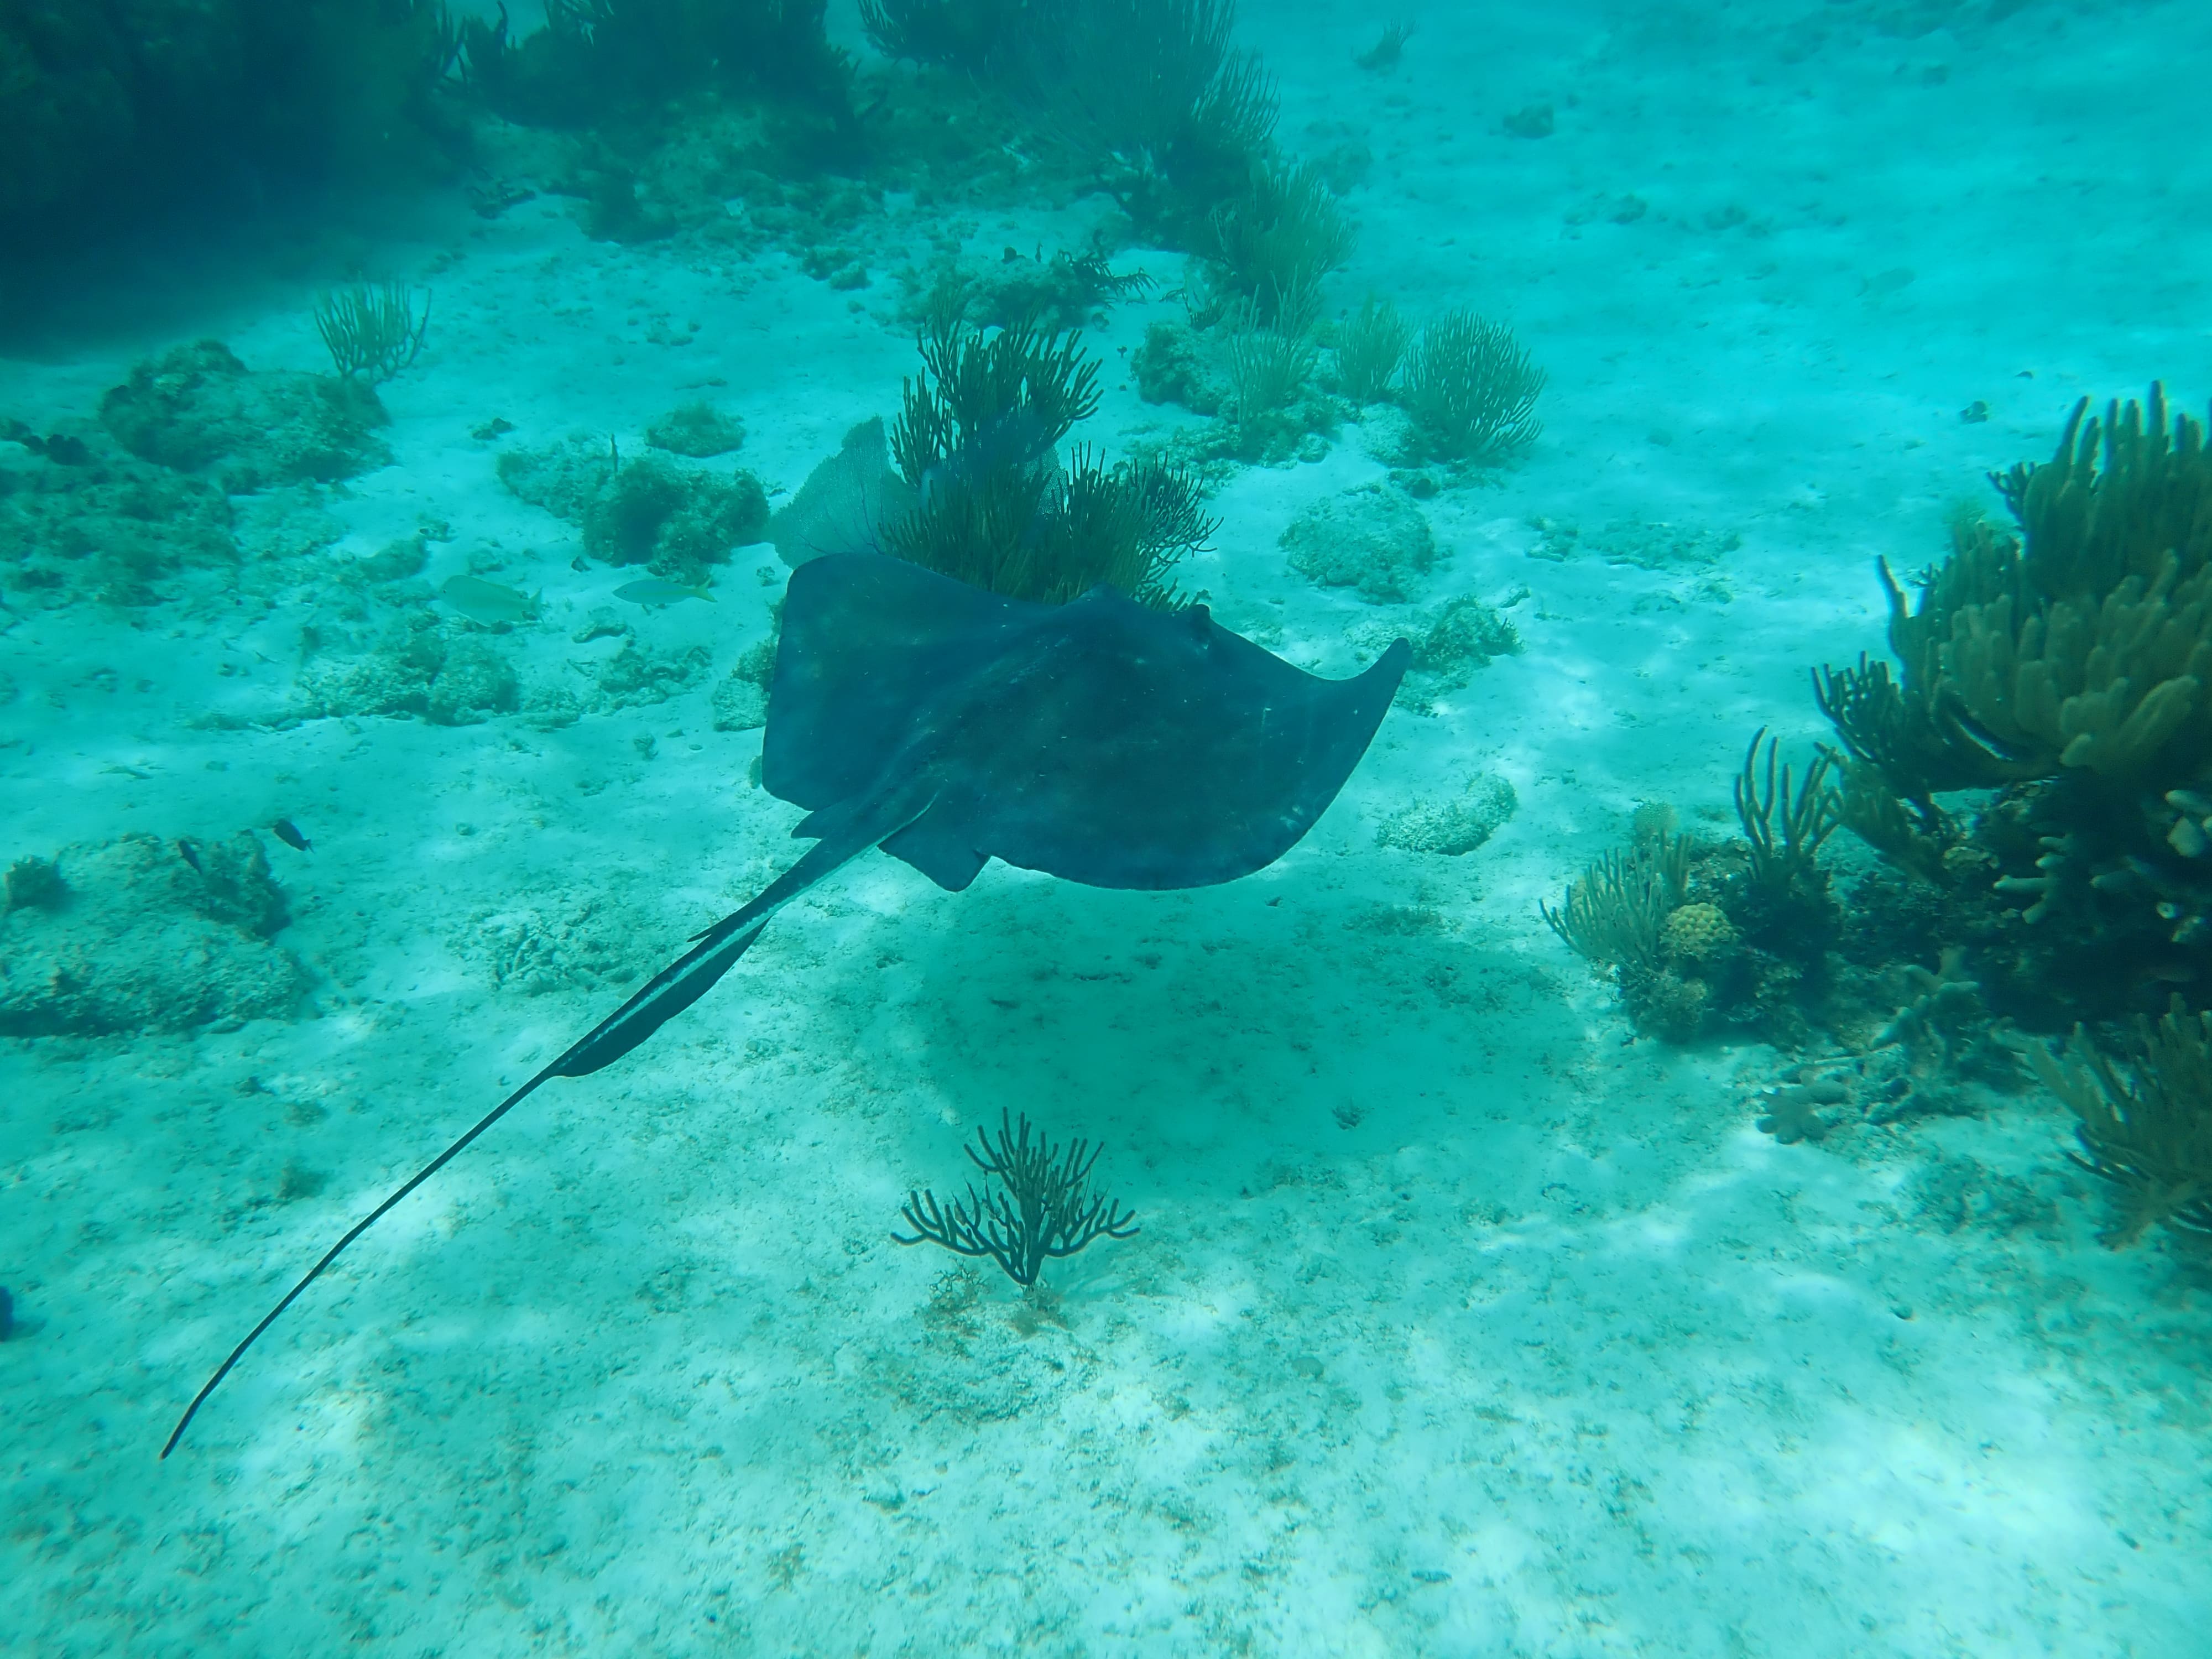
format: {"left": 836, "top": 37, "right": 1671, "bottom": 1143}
{"left": 879, "top": 812, "right": 989, "bottom": 892}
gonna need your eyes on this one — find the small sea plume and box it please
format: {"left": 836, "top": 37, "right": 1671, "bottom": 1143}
{"left": 314, "top": 282, "right": 430, "bottom": 384}
{"left": 1335, "top": 296, "right": 1410, "bottom": 404}
{"left": 1400, "top": 310, "right": 1544, "bottom": 461}
{"left": 1225, "top": 321, "right": 1318, "bottom": 424}
{"left": 894, "top": 1111, "right": 1139, "bottom": 1290}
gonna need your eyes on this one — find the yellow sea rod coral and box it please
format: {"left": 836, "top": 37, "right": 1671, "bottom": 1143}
{"left": 1828, "top": 386, "right": 2212, "bottom": 797}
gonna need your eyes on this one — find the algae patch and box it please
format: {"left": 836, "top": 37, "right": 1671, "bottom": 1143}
{"left": 499, "top": 434, "right": 768, "bottom": 584}
{"left": 100, "top": 339, "right": 390, "bottom": 491}
{"left": 1378, "top": 775, "right": 1519, "bottom": 856}
{"left": 294, "top": 611, "right": 521, "bottom": 726}
{"left": 1, "top": 423, "right": 238, "bottom": 608}
{"left": 1282, "top": 483, "right": 1440, "bottom": 603}
{"left": 0, "top": 832, "right": 307, "bottom": 1036}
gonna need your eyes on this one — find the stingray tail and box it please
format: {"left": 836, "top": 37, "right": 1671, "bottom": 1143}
{"left": 161, "top": 786, "right": 936, "bottom": 1460}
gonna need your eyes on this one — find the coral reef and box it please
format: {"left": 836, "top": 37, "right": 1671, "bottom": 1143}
{"left": 2033, "top": 997, "right": 2212, "bottom": 1246}
{"left": 1543, "top": 734, "right": 1850, "bottom": 1047}
{"left": 1224, "top": 322, "right": 1319, "bottom": 426}
{"left": 1412, "top": 596, "right": 1522, "bottom": 684}
{"left": 1335, "top": 296, "right": 1410, "bottom": 404}
{"left": 290, "top": 599, "right": 715, "bottom": 731}
{"left": 904, "top": 248, "right": 1156, "bottom": 335}
{"left": 586, "top": 458, "right": 768, "bottom": 582}
{"left": 0, "top": 431, "right": 238, "bottom": 608}
{"left": 0, "top": 832, "right": 306, "bottom": 1036}
{"left": 294, "top": 610, "right": 521, "bottom": 727}
{"left": 1353, "top": 594, "right": 1524, "bottom": 713}
{"left": 646, "top": 403, "right": 745, "bottom": 458}
{"left": 1739, "top": 1031, "right": 2002, "bottom": 1149}
{"left": 769, "top": 419, "right": 914, "bottom": 567}
{"left": 499, "top": 435, "right": 769, "bottom": 584}
{"left": 867, "top": 0, "right": 1276, "bottom": 237}
{"left": 1729, "top": 728, "right": 1842, "bottom": 958}
{"left": 1131, "top": 320, "right": 1229, "bottom": 417}
{"left": 1869, "top": 947, "right": 2021, "bottom": 1105}
{"left": 1196, "top": 156, "right": 1353, "bottom": 326}
{"left": 1280, "top": 482, "right": 1439, "bottom": 603}
{"left": 711, "top": 676, "right": 766, "bottom": 733}
{"left": 1752, "top": 1074, "right": 1849, "bottom": 1144}
{"left": 460, "top": 0, "right": 858, "bottom": 147}
{"left": 1354, "top": 21, "right": 1415, "bottom": 72}
{"left": 889, "top": 315, "right": 1101, "bottom": 494}
{"left": 1542, "top": 830, "right": 1689, "bottom": 975}
{"left": 859, "top": 0, "right": 1020, "bottom": 72}
{"left": 5, "top": 857, "right": 66, "bottom": 912}
{"left": 1133, "top": 303, "right": 1342, "bottom": 467}
{"left": 500, "top": 434, "right": 620, "bottom": 520}
{"left": 1, "top": 1, "right": 463, "bottom": 248}
{"left": 593, "top": 638, "right": 712, "bottom": 710}
{"left": 894, "top": 1110, "right": 1139, "bottom": 1290}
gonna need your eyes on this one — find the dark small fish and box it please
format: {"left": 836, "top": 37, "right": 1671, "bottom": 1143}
{"left": 177, "top": 838, "right": 204, "bottom": 874}
{"left": 0, "top": 1284, "right": 13, "bottom": 1342}
{"left": 272, "top": 819, "right": 312, "bottom": 852}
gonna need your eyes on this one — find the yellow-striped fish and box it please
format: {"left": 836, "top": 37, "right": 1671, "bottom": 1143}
{"left": 438, "top": 575, "right": 538, "bottom": 624}
{"left": 615, "top": 578, "right": 715, "bottom": 607}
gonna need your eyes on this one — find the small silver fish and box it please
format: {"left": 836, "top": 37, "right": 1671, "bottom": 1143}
{"left": 615, "top": 578, "right": 716, "bottom": 607}
{"left": 439, "top": 575, "right": 538, "bottom": 624}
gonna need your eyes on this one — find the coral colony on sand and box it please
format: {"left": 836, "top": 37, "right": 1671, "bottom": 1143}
{"left": 874, "top": 315, "right": 1215, "bottom": 605}
{"left": 1536, "top": 388, "right": 2212, "bottom": 1241}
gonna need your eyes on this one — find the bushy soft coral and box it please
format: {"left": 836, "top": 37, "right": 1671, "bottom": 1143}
{"left": 1817, "top": 388, "right": 2212, "bottom": 1020}
{"left": 1398, "top": 311, "right": 1543, "bottom": 462}
{"left": 2034, "top": 997, "right": 2212, "bottom": 1246}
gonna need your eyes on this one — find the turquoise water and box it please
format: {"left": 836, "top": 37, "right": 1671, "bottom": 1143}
{"left": 4, "top": 2, "right": 2210, "bottom": 1652}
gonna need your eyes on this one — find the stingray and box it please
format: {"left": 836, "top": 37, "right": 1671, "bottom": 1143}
{"left": 163, "top": 553, "right": 1410, "bottom": 1456}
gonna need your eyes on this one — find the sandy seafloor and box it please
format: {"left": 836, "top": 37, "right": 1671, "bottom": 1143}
{"left": 5, "top": 1, "right": 2212, "bottom": 1653}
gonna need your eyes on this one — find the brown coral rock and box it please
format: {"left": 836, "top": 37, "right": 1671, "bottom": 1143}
{"left": 1660, "top": 901, "right": 1738, "bottom": 966}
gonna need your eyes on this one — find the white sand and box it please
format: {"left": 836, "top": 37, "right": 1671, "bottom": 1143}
{"left": 5, "top": 0, "right": 2211, "bottom": 1652}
